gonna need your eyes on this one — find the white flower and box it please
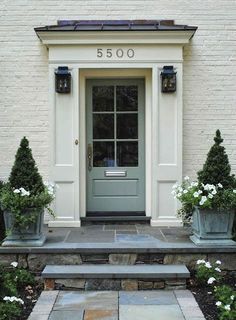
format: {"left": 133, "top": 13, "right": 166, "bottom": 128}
{"left": 178, "top": 187, "right": 183, "bottom": 192}
{"left": 3, "top": 296, "right": 24, "bottom": 305}
{"left": 218, "top": 183, "right": 223, "bottom": 188}
{"left": 208, "top": 194, "right": 213, "bottom": 199}
{"left": 171, "top": 190, "right": 176, "bottom": 195}
{"left": 199, "top": 196, "right": 207, "bottom": 206}
{"left": 177, "top": 193, "right": 182, "bottom": 197}
{"left": 193, "top": 192, "right": 199, "bottom": 198}
{"left": 212, "top": 189, "right": 217, "bottom": 195}
{"left": 216, "top": 260, "right": 221, "bottom": 265}
{"left": 10, "top": 262, "right": 18, "bottom": 268}
{"left": 215, "top": 267, "right": 221, "bottom": 273}
{"left": 183, "top": 190, "right": 188, "bottom": 194}
{"left": 13, "top": 189, "right": 21, "bottom": 194}
{"left": 233, "top": 190, "right": 236, "bottom": 194}
{"left": 19, "top": 187, "right": 30, "bottom": 197}
{"left": 225, "top": 305, "right": 231, "bottom": 311}
{"left": 196, "top": 259, "right": 206, "bottom": 265}
{"left": 172, "top": 184, "right": 178, "bottom": 189}
{"left": 184, "top": 176, "right": 190, "bottom": 181}
{"left": 204, "top": 184, "right": 210, "bottom": 191}
{"left": 207, "top": 277, "right": 216, "bottom": 284}
{"left": 230, "top": 295, "right": 234, "bottom": 301}
{"left": 216, "top": 301, "right": 222, "bottom": 307}
{"left": 191, "top": 182, "right": 198, "bottom": 187}
{"left": 205, "top": 262, "right": 212, "bottom": 269}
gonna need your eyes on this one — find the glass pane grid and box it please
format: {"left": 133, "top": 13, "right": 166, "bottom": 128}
{"left": 92, "top": 84, "right": 139, "bottom": 168}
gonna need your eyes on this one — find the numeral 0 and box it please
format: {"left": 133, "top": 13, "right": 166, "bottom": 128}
{"left": 97, "top": 48, "right": 135, "bottom": 59}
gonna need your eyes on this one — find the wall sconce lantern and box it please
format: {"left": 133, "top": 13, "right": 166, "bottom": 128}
{"left": 55, "top": 66, "right": 71, "bottom": 94}
{"left": 161, "top": 66, "right": 177, "bottom": 93}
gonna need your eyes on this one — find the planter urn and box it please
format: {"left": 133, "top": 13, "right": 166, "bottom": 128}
{"left": 190, "top": 206, "right": 236, "bottom": 246}
{"left": 2, "top": 208, "right": 46, "bottom": 247}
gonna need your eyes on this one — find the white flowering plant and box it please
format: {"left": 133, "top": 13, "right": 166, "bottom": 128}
{"left": 195, "top": 259, "right": 222, "bottom": 285}
{"left": 0, "top": 182, "right": 56, "bottom": 233}
{"left": 214, "top": 285, "right": 236, "bottom": 320}
{"left": 0, "top": 261, "right": 35, "bottom": 320}
{"left": 172, "top": 177, "right": 236, "bottom": 224}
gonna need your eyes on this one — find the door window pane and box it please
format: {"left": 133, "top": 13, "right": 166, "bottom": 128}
{"left": 116, "top": 86, "right": 138, "bottom": 111}
{"left": 93, "top": 114, "right": 114, "bottom": 139}
{"left": 117, "top": 114, "right": 138, "bottom": 139}
{"left": 117, "top": 141, "right": 138, "bottom": 167}
{"left": 93, "top": 142, "right": 115, "bottom": 167}
{"left": 93, "top": 86, "right": 114, "bottom": 111}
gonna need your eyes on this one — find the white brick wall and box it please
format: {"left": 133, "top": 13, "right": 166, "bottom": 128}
{"left": 0, "top": 0, "right": 236, "bottom": 181}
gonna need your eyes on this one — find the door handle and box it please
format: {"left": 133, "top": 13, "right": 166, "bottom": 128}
{"left": 87, "top": 143, "right": 93, "bottom": 171}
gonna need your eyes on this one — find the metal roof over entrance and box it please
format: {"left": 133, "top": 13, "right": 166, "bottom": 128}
{"left": 35, "top": 20, "right": 197, "bottom": 34}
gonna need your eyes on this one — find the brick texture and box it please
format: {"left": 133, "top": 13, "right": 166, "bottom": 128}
{"left": 0, "top": 1, "right": 236, "bottom": 180}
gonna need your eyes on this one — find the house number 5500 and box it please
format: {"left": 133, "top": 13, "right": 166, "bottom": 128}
{"left": 97, "top": 48, "right": 135, "bottom": 59}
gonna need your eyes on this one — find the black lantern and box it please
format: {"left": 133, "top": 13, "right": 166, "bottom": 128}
{"left": 55, "top": 66, "right": 71, "bottom": 94}
{"left": 161, "top": 66, "right": 176, "bottom": 93}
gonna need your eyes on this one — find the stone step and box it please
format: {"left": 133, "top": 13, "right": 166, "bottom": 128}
{"left": 42, "top": 264, "right": 190, "bottom": 290}
{"left": 81, "top": 216, "right": 151, "bottom": 225}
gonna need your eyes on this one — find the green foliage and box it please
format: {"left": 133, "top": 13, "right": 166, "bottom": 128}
{"left": 0, "top": 262, "right": 35, "bottom": 320}
{"left": 195, "top": 259, "right": 222, "bottom": 285}
{"left": 0, "top": 137, "right": 56, "bottom": 233}
{"left": 0, "top": 184, "right": 54, "bottom": 232}
{"left": 9, "top": 137, "right": 45, "bottom": 196}
{"left": 198, "top": 130, "right": 235, "bottom": 189}
{"left": 214, "top": 285, "right": 236, "bottom": 320}
{"left": 0, "top": 301, "right": 22, "bottom": 320}
{"left": 173, "top": 178, "right": 236, "bottom": 225}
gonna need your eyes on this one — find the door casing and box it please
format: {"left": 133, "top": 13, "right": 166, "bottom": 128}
{"left": 79, "top": 68, "right": 152, "bottom": 218}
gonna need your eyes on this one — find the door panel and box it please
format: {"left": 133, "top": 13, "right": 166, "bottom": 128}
{"left": 86, "top": 79, "right": 145, "bottom": 212}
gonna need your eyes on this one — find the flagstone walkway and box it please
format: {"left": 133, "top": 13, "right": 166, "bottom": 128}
{"left": 28, "top": 290, "right": 205, "bottom": 320}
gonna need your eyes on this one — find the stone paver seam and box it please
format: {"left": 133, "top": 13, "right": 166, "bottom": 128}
{"left": 173, "top": 290, "right": 205, "bottom": 320}
{"left": 159, "top": 228, "right": 167, "bottom": 242}
{"left": 63, "top": 229, "right": 72, "bottom": 243}
{"left": 118, "top": 291, "right": 121, "bottom": 320}
{"left": 48, "top": 291, "right": 60, "bottom": 318}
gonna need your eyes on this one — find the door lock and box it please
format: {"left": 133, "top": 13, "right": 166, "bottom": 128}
{"left": 75, "top": 139, "right": 79, "bottom": 145}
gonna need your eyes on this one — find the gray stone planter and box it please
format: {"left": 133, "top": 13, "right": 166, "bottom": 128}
{"left": 190, "top": 206, "right": 236, "bottom": 246}
{"left": 2, "top": 208, "right": 46, "bottom": 247}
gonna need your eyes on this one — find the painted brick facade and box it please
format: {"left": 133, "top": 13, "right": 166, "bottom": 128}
{"left": 0, "top": 0, "right": 236, "bottom": 181}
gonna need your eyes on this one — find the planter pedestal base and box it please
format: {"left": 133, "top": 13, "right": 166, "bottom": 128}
{"left": 190, "top": 235, "right": 236, "bottom": 247}
{"left": 2, "top": 234, "right": 46, "bottom": 247}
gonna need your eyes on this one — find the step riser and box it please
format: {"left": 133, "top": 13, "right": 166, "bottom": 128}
{"left": 44, "top": 278, "right": 187, "bottom": 291}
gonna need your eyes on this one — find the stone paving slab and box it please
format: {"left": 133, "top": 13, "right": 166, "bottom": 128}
{"left": 54, "top": 291, "right": 118, "bottom": 311}
{"left": 49, "top": 310, "right": 84, "bottom": 320}
{"left": 28, "top": 290, "right": 205, "bottom": 320}
{"left": 119, "top": 290, "right": 178, "bottom": 305}
{"left": 84, "top": 310, "right": 118, "bottom": 320}
{"left": 119, "top": 305, "right": 185, "bottom": 320}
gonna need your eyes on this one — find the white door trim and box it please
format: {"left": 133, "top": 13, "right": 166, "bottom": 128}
{"left": 79, "top": 68, "right": 152, "bottom": 218}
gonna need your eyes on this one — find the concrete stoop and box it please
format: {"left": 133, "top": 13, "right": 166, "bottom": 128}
{"left": 42, "top": 264, "right": 190, "bottom": 291}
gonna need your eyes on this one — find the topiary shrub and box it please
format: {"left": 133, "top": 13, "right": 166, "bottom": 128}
{"left": 197, "top": 130, "right": 235, "bottom": 188}
{"left": 0, "top": 180, "right": 5, "bottom": 241}
{"left": 198, "top": 130, "right": 235, "bottom": 189}
{"left": 9, "top": 137, "right": 45, "bottom": 195}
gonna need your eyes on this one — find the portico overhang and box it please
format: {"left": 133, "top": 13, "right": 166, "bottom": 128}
{"left": 35, "top": 19, "right": 197, "bottom": 45}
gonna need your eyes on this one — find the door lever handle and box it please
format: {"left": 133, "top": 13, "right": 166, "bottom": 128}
{"left": 87, "top": 143, "right": 92, "bottom": 171}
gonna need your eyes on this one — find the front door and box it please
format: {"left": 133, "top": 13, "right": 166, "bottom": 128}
{"left": 86, "top": 79, "right": 145, "bottom": 213}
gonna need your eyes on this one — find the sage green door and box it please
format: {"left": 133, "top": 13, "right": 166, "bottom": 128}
{"left": 86, "top": 79, "right": 145, "bottom": 213}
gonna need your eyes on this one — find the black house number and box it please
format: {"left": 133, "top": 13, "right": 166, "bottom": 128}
{"left": 97, "top": 48, "right": 135, "bottom": 59}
